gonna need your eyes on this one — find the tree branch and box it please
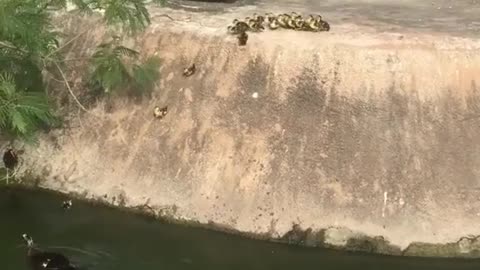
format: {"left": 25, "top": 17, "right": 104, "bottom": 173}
{"left": 53, "top": 61, "right": 88, "bottom": 112}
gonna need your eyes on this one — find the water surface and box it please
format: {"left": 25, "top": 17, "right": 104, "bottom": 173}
{"left": 1, "top": 186, "right": 479, "bottom": 270}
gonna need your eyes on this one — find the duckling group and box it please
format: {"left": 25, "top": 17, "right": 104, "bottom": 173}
{"left": 227, "top": 12, "right": 330, "bottom": 45}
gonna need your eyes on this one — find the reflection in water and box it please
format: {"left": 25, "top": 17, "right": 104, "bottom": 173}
{"left": 1, "top": 186, "right": 480, "bottom": 270}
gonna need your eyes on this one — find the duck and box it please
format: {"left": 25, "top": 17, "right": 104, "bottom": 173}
{"left": 153, "top": 106, "right": 168, "bottom": 119}
{"left": 183, "top": 64, "right": 195, "bottom": 77}
{"left": 62, "top": 200, "right": 72, "bottom": 210}
{"left": 3, "top": 148, "right": 18, "bottom": 170}
{"left": 237, "top": 31, "right": 248, "bottom": 46}
{"left": 22, "top": 234, "right": 77, "bottom": 270}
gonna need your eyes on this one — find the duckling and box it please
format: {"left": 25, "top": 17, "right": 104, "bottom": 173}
{"left": 3, "top": 148, "right": 18, "bottom": 170}
{"left": 255, "top": 14, "right": 265, "bottom": 25}
{"left": 277, "top": 14, "right": 289, "bottom": 28}
{"left": 268, "top": 18, "right": 280, "bottom": 30}
{"left": 231, "top": 19, "right": 250, "bottom": 33}
{"left": 293, "top": 16, "right": 305, "bottom": 30}
{"left": 22, "top": 234, "right": 77, "bottom": 270}
{"left": 227, "top": 24, "right": 237, "bottom": 34}
{"left": 62, "top": 200, "right": 72, "bottom": 210}
{"left": 319, "top": 19, "right": 330, "bottom": 32}
{"left": 153, "top": 106, "right": 168, "bottom": 119}
{"left": 237, "top": 31, "right": 248, "bottom": 46}
{"left": 183, "top": 64, "right": 195, "bottom": 77}
{"left": 286, "top": 17, "right": 296, "bottom": 29}
{"left": 246, "top": 18, "right": 260, "bottom": 31}
{"left": 305, "top": 15, "right": 320, "bottom": 31}
{"left": 265, "top": 12, "right": 276, "bottom": 23}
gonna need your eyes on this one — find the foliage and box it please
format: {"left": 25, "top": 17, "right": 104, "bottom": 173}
{"left": 0, "top": 73, "right": 57, "bottom": 141}
{"left": 0, "top": 0, "right": 164, "bottom": 142}
{"left": 89, "top": 37, "right": 160, "bottom": 95}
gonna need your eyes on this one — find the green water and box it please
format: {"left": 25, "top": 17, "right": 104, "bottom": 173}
{"left": 1, "top": 187, "right": 480, "bottom": 270}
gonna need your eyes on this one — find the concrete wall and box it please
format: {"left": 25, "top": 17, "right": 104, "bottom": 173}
{"left": 15, "top": 7, "right": 480, "bottom": 257}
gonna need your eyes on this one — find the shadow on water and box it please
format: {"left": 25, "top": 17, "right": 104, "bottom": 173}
{"left": 1, "top": 186, "right": 480, "bottom": 270}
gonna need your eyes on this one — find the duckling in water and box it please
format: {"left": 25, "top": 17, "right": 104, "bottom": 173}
{"left": 237, "top": 31, "right": 248, "bottom": 46}
{"left": 153, "top": 106, "right": 168, "bottom": 119}
{"left": 183, "top": 64, "right": 196, "bottom": 77}
{"left": 3, "top": 148, "right": 18, "bottom": 170}
{"left": 22, "top": 234, "right": 76, "bottom": 270}
{"left": 62, "top": 200, "right": 72, "bottom": 210}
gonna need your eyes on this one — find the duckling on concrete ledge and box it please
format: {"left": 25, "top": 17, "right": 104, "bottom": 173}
{"left": 153, "top": 106, "right": 168, "bottom": 119}
{"left": 268, "top": 18, "right": 279, "bottom": 30}
{"left": 183, "top": 64, "right": 196, "bottom": 77}
{"left": 227, "top": 19, "right": 249, "bottom": 34}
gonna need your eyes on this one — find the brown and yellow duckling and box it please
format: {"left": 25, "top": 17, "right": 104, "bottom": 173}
{"left": 276, "top": 14, "right": 289, "bottom": 28}
{"left": 268, "top": 17, "right": 280, "bottom": 30}
{"left": 153, "top": 106, "right": 168, "bottom": 119}
{"left": 245, "top": 17, "right": 264, "bottom": 32}
{"left": 183, "top": 63, "right": 196, "bottom": 77}
{"left": 304, "top": 15, "right": 319, "bottom": 31}
{"left": 293, "top": 16, "right": 305, "bottom": 30}
{"left": 227, "top": 19, "right": 250, "bottom": 34}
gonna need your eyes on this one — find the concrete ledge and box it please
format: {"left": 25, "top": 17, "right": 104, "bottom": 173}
{"left": 13, "top": 5, "right": 480, "bottom": 258}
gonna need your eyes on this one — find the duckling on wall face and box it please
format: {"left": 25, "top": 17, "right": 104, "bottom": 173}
{"left": 237, "top": 31, "right": 248, "bottom": 46}
{"left": 153, "top": 106, "right": 168, "bottom": 119}
{"left": 183, "top": 64, "right": 196, "bottom": 77}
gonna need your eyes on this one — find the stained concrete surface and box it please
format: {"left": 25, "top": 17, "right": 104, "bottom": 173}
{"left": 6, "top": 0, "right": 480, "bottom": 257}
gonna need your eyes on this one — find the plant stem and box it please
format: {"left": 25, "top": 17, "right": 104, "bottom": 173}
{"left": 53, "top": 61, "right": 88, "bottom": 112}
